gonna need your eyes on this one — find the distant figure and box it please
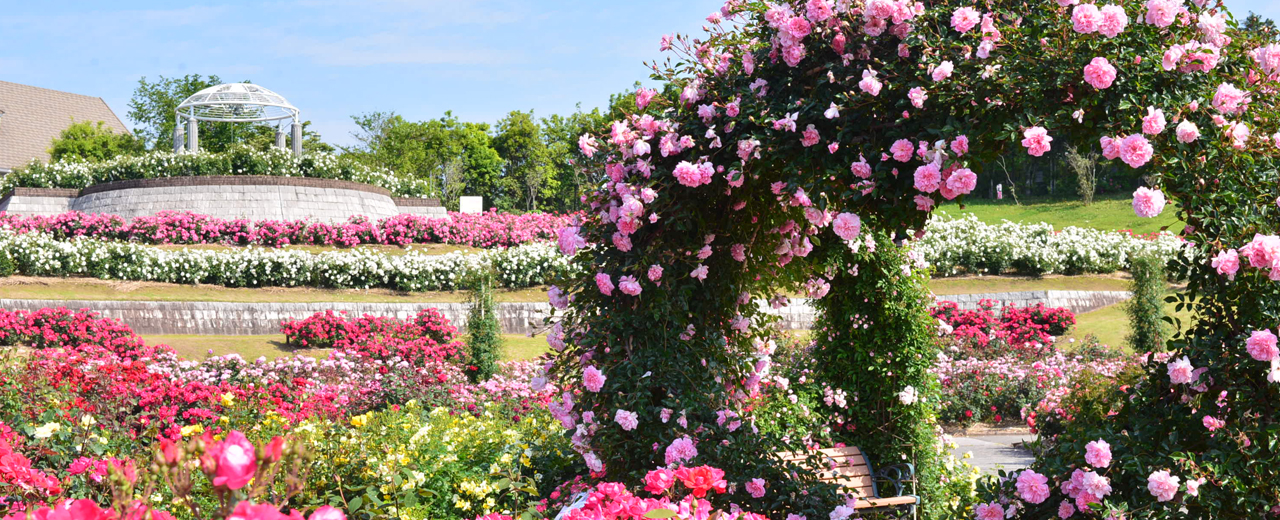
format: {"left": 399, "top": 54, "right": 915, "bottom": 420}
{"left": 997, "top": 184, "right": 1003, "bottom": 200}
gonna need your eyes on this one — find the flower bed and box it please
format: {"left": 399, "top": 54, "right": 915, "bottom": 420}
{"left": 916, "top": 215, "right": 1193, "bottom": 276}
{"left": 0, "top": 231, "right": 577, "bottom": 291}
{"left": 1, "top": 147, "right": 430, "bottom": 198}
{"left": 931, "top": 299, "right": 1076, "bottom": 358}
{"left": 0, "top": 210, "right": 576, "bottom": 250}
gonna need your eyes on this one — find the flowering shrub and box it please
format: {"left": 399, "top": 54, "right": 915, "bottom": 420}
{"left": 916, "top": 215, "right": 1193, "bottom": 276}
{"left": 931, "top": 300, "right": 1076, "bottom": 358}
{"left": 280, "top": 309, "right": 466, "bottom": 367}
{"left": 0, "top": 210, "right": 576, "bottom": 249}
{"left": 0, "top": 146, "right": 430, "bottom": 198}
{"left": 0, "top": 231, "right": 577, "bottom": 291}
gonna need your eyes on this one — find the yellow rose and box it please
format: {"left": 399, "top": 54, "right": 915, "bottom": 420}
{"left": 350, "top": 414, "right": 368, "bottom": 428}
{"left": 220, "top": 392, "right": 235, "bottom": 407}
{"left": 180, "top": 424, "right": 204, "bottom": 437}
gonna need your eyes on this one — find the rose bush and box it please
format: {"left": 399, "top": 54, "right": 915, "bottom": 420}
{"left": 0, "top": 210, "right": 575, "bottom": 250}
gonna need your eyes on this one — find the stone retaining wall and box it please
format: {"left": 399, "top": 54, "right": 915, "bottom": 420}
{"left": 0, "top": 299, "right": 553, "bottom": 336}
{"left": 0, "top": 290, "right": 1130, "bottom": 337}
{"left": 0, "top": 177, "right": 448, "bottom": 222}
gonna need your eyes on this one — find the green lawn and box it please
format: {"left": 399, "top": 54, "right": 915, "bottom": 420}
{"left": 936, "top": 195, "right": 1182, "bottom": 234}
{"left": 1063, "top": 293, "right": 1192, "bottom": 351}
{"left": 147, "top": 333, "right": 549, "bottom": 362}
{"left": 929, "top": 275, "right": 1133, "bottom": 295}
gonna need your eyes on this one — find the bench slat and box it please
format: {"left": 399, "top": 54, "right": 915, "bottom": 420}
{"left": 855, "top": 496, "right": 918, "bottom": 509}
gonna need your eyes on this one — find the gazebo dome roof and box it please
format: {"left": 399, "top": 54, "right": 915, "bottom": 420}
{"left": 176, "top": 83, "right": 299, "bottom": 123}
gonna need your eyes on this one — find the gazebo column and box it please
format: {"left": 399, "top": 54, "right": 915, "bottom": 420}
{"left": 275, "top": 126, "right": 287, "bottom": 150}
{"left": 291, "top": 120, "right": 302, "bottom": 156}
{"left": 173, "top": 123, "right": 185, "bottom": 153}
{"left": 187, "top": 118, "right": 199, "bottom": 153}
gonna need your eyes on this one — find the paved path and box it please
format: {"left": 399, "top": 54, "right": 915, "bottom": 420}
{"left": 950, "top": 434, "right": 1036, "bottom": 474}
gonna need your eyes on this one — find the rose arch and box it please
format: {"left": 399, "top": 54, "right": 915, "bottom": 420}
{"left": 539, "top": 0, "right": 1279, "bottom": 518}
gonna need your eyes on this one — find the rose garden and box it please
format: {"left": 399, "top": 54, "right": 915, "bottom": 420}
{"left": 0, "top": 0, "right": 1278, "bottom": 519}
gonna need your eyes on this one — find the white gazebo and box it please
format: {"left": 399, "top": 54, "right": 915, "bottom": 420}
{"left": 173, "top": 83, "right": 302, "bottom": 154}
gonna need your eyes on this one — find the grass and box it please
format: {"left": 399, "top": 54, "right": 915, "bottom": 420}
{"left": 2, "top": 275, "right": 1144, "bottom": 304}
{"left": 147, "top": 333, "right": 550, "bottom": 362}
{"left": 1063, "top": 292, "right": 1192, "bottom": 351}
{"left": 936, "top": 194, "right": 1183, "bottom": 234}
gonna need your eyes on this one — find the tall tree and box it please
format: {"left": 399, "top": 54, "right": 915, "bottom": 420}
{"left": 493, "top": 111, "right": 550, "bottom": 212}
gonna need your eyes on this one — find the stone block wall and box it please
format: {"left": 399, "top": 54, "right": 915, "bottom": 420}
{"left": 0, "top": 299, "right": 553, "bottom": 336}
{"left": 761, "top": 290, "right": 1132, "bottom": 330}
{"left": 0, "top": 188, "right": 76, "bottom": 216}
{"left": 0, "top": 178, "right": 449, "bottom": 223}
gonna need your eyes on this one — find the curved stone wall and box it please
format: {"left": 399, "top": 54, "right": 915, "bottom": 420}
{"left": 0, "top": 176, "right": 447, "bottom": 222}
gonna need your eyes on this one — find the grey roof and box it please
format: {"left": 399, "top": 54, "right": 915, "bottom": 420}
{"left": 0, "top": 80, "right": 130, "bottom": 170}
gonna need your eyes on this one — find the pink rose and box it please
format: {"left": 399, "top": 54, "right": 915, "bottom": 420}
{"left": 1072, "top": 4, "right": 1101, "bottom": 33}
{"left": 1212, "top": 83, "right": 1249, "bottom": 115}
{"left": 1147, "top": 470, "right": 1181, "bottom": 502}
{"left": 1142, "top": 107, "right": 1167, "bottom": 135}
{"left": 1132, "top": 187, "right": 1166, "bottom": 218}
{"left": 644, "top": 469, "right": 675, "bottom": 494}
{"left": 951, "top": 6, "right": 981, "bottom": 33}
{"left": 664, "top": 436, "right": 698, "bottom": 465}
{"left": 832, "top": 213, "right": 862, "bottom": 241}
{"left": 1211, "top": 249, "right": 1239, "bottom": 280}
{"left": 1098, "top": 4, "right": 1129, "bottom": 38}
{"left": 951, "top": 135, "right": 969, "bottom": 155}
{"left": 210, "top": 430, "right": 257, "bottom": 490}
{"left": 1119, "top": 134, "right": 1153, "bottom": 168}
{"left": 1175, "top": 120, "right": 1200, "bottom": 143}
{"left": 931, "top": 61, "right": 954, "bottom": 81}
{"left": 1085, "top": 439, "right": 1112, "bottom": 468}
{"left": 908, "top": 87, "right": 928, "bottom": 108}
{"left": 1022, "top": 126, "right": 1053, "bottom": 156}
{"left": 975, "top": 503, "right": 1004, "bottom": 520}
{"left": 309, "top": 506, "right": 346, "bottom": 520}
{"left": 745, "top": 478, "right": 767, "bottom": 498}
{"left": 595, "top": 273, "right": 614, "bottom": 296}
{"left": 618, "top": 275, "right": 642, "bottom": 296}
{"left": 859, "top": 69, "right": 883, "bottom": 96}
{"left": 914, "top": 194, "right": 935, "bottom": 211}
{"left": 1016, "top": 470, "right": 1051, "bottom": 504}
{"left": 1057, "top": 500, "right": 1075, "bottom": 519}
{"left": 1202, "top": 415, "right": 1226, "bottom": 431}
{"left": 1167, "top": 356, "right": 1195, "bottom": 384}
{"left": 647, "top": 264, "right": 664, "bottom": 281}
{"left": 914, "top": 163, "right": 942, "bottom": 193}
{"left": 690, "top": 264, "right": 709, "bottom": 281}
{"left": 890, "top": 139, "right": 914, "bottom": 162}
{"left": 1100, "top": 135, "right": 1120, "bottom": 160}
{"left": 583, "top": 366, "right": 606, "bottom": 392}
{"left": 1143, "top": 0, "right": 1180, "bottom": 28}
{"left": 635, "top": 88, "right": 657, "bottom": 110}
{"left": 1083, "top": 57, "right": 1117, "bottom": 89}
{"left": 946, "top": 168, "right": 978, "bottom": 195}
{"left": 1247, "top": 329, "right": 1279, "bottom": 361}
{"left": 614, "top": 409, "right": 639, "bottom": 430}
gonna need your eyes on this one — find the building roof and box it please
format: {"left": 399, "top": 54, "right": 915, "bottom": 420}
{"left": 0, "top": 80, "right": 131, "bottom": 172}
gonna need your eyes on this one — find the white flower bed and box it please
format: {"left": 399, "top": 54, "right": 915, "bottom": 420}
{"left": 915, "top": 214, "right": 1194, "bottom": 276}
{"left": 0, "top": 230, "right": 576, "bottom": 291}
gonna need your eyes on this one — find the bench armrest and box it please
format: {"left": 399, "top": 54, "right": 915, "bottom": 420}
{"left": 873, "top": 463, "right": 916, "bottom": 498}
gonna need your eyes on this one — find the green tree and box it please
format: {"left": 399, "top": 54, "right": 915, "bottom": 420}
{"left": 539, "top": 89, "right": 639, "bottom": 212}
{"left": 344, "top": 112, "right": 503, "bottom": 209}
{"left": 493, "top": 111, "right": 550, "bottom": 212}
{"left": 48, "top": 120, "right": 144, "bottom": 162}
{"left": 1243, "top": 12, "right": 1278, "bottom": 38}
{"left": 240, "top": 121, "right": 334, "bottom": 154}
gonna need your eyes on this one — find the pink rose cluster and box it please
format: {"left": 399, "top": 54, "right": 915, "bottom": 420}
{"left": 0, "top": 210, "right": 577, "bottom": 250}
{"left": 1131, "top": 186, "right": 1166, "bottom": 218}
{"left": 1235, "top": 233, "right": 1280, "bottom": 280}
{"left": 1072, "top": 3, "right": 1129, "bottom": 37}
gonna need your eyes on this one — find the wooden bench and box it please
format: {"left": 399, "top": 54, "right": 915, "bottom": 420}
{"left": 778, "top": 446, "right": 919, "bottom": 517}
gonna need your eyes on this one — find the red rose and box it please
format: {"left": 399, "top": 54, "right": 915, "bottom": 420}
{"left": 674, "top": 466, "right": 727, "bottom": 498}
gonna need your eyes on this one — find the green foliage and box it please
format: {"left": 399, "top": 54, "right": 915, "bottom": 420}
{"left": 344, "top": 112, "right": 503, "bottom": 209}
{"left": 239, "top": 120, "right": 334, "bottom": 155}
{"left": 811, "top": 235, "right": 945, "bottom": 518}
{"left": 465, "top": 271, "right": 503, "bottom": 382}
{"left": 48, "top": 121, "right": 143, "bottom": 163}
{"left": 493, "top": 111, "right": 551, "bottom": 212}
{"left": 1126, "top": 253, "right": 1169, "bottom": 353}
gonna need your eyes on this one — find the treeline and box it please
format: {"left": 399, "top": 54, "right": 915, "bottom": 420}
{"left": 48, "top": 73, "right": 640, "bottom": 213}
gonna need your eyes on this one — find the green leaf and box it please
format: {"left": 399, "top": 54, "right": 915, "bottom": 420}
{"left": 348, "top": 497, "right": 363, "bottom": 511}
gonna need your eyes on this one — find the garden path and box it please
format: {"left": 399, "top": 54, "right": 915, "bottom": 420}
{"left": 950, "top": 434, "right": 1036, "bottom": 474}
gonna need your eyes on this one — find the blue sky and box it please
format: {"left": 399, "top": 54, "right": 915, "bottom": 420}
{"left": 1, "top": 0, "right": 1275, "bottom": 147}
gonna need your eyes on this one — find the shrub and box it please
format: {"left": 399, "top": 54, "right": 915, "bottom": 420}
{"left": 1126, "top": 252, "right": 1169, "bottom": 353}
{"left": 464, "top": 271, "right": 503, "bottom": 382}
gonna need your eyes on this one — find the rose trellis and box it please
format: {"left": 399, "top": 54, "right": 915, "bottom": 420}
{"left": 540, "top": 0, "right": 1279, "bottom": 518}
